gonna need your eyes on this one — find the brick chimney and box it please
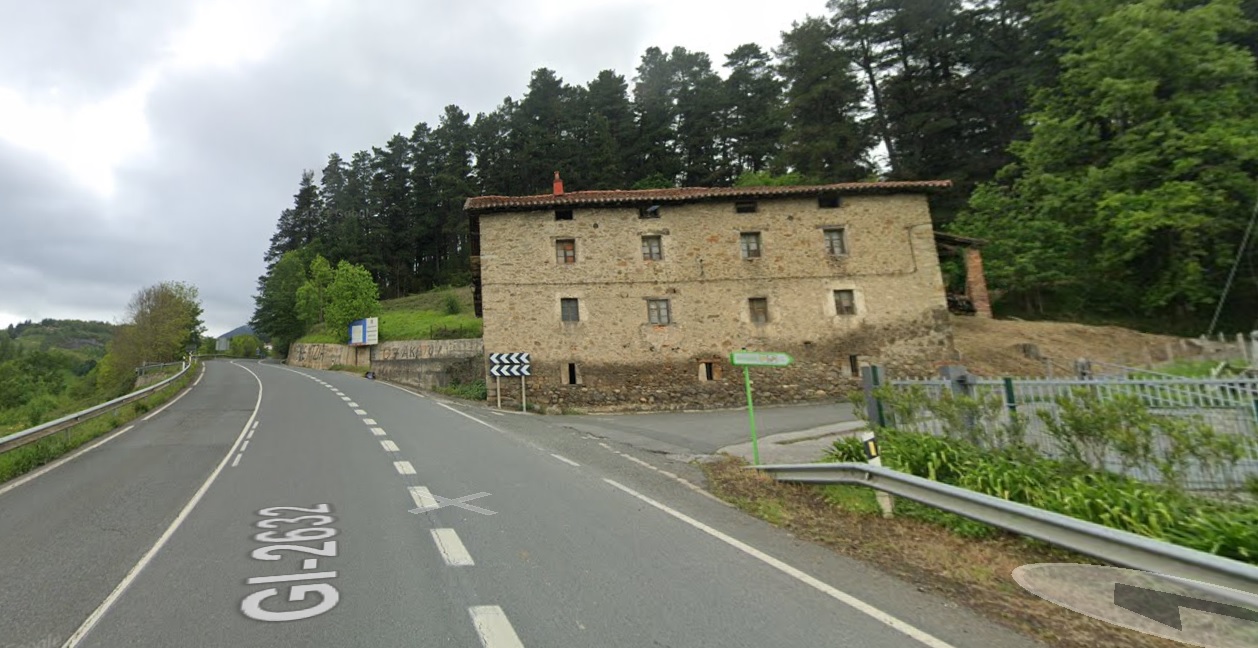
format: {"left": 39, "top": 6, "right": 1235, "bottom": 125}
{"left": 553, "top": 171, "right": 564, "bottom": 195}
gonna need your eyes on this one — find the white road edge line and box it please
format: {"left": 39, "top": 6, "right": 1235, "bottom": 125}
{"left": 469, "top": 605, "right": 525, "bottom": 648}
{"left": 601, "top": 478, "right": 958, "bottom": 648}
{"left": 0, "top": 424, "right": 134, "bottom": 499}
{"left": 141, "top": 371, "right": 198, "bottom": 421}
{"left": 231, "top": 454, "right": 242, "bottom": 468}
{"left": 61, "top": 361, "right": 265, "bottom": 648}
{"left": 380, "top": 440, "right": 399, "bottom": 452}
{"left": 408, "top": 486, "right": 437, "bottom": 509}
{"left": 431, "top": 529, "right": 475, "bottom": 566}
{"left": 394, "top": 461, "right": 416, "bottom": 475}
{"left": 550, "top": 453, "right": 580, "bottom": 467}
{"left": 434, "top": 402, "right": 509, "bottom": 435}
{"left": 597, "top": 443, "right": 727, "bottom": 506}
{"left": 0, "top": 362, "right": 206, "bottom": 499}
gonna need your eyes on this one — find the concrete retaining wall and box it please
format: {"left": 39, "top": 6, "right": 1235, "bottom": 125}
{"left": 287, "top": 339, "right": 484, "bottom": 390}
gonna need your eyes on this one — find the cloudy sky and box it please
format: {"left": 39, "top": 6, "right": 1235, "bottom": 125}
{"left": 1, "top": 0, "right": 829, "bottom": 337}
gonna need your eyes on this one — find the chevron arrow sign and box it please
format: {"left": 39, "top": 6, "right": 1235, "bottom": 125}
{"left": 489, "top": 352, "right": 530, "bottom": 365}
{"left": 490, "top": 364, "right": 531, "bottom": 377}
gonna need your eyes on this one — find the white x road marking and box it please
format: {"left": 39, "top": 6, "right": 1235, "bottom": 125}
{"left": 409, "top": 492, "right": 497, "bottom": 516}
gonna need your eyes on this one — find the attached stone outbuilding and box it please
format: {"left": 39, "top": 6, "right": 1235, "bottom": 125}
{"left": 467, "top": 178, "right": 957, "bottom": 412}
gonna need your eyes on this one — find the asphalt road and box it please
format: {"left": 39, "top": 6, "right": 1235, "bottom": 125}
{"left": 0, "top": 360, "right": 1044, "bottom": 647}
{"left": 544, "top": 402, "right": 858, "bottom": 455}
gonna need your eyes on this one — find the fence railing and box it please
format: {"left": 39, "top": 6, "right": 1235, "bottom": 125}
{"left": 0, "top": 362, "right": 191, "bottom": 455}
{"left": 873, "top": 366, "right": 1258, "bottom": 493}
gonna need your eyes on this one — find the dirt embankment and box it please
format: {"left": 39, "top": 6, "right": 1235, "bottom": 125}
{"left": 947, "top": 315, "right": 1234, "bottom": 377}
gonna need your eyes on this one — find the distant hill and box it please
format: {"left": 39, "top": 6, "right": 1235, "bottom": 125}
{"left": 6, "top": 319, "right": 117, "bottom": 359}
{"left": 215, "top": 324, "right": 256, "bottom": 340}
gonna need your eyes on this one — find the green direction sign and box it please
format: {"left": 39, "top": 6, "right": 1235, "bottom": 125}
{"left": 730, "top": 351, "right": 794, "bottom": 367}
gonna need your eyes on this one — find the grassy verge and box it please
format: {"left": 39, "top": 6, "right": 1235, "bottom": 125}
{"left": 328, "top": 364, "right": 371, "bottom": 374}
{"left": 434, "top": 379, "right": 487, "bottom": 401}
{"left": 298, "top": 310, "right": 481, "bottom": 344}
{"left": 0, "top": 363, "right": 199, "bottom": 485}
{"left": 702, "top": 456, "right": 1190, "bottom": 648}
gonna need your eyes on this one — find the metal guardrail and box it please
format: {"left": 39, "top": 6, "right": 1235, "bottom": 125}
{"left": 0, "top": 361, "right": 192, "bottom": 454}
{"left": 756, "top": 462, "right": 1258, "bottom": 598}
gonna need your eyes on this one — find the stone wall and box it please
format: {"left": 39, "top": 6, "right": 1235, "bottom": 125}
{"left": 285, "top": 343, "right": 366, "bottom": 369}
{"left": 370, "top": 339, "right": 484, "bottom": 390}
{"left": 478, "top": 192, "right": 956, "bottom": 412}
{"left": 497, "top": 306, "right": 952, "bottom": 412}
{"left": 287, "top": 339, "right": 484, "bottom": 390}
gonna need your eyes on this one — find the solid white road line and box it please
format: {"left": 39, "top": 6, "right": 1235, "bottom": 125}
{"left": 61, "top": 361, "right": 265, "bottom": 648}
{"left": 362, "top": 418, "right": 377, "bottom": 425}
{"left": 431, "top": 529, "right": 475, "bottom": 566}
{"left": 435, "top": 402, "right": 509, "bottom": 435}
{"left": 380, "top": 440, "right": 399, "bottom": 452}
{"left": 602, "top": 478, "right": 958, "bottom": 648}
{"left": 371, "top": 427, "right": 387, "bottom": 436}
{"left": 394, "top": 461, "right": 416, "bottom": 475}
{"left": 0, "top": 424, "right": 134, "bottom": 499}
{"left": 141, "top": 377, "right": 197, "bottom": 421}
{"left": 354, "top": 409, "right": 367, "bottom": 416}
{"left": 408, "top": 486, "right": 437, "bottom": 509}
{"left": 231, "top": 454, "right": 242, "bottom": 468}
{"left": 550, "top": 453, "right": 580, "bottom": 467}
{"left": 468, "top": 606, "right": 525, "bottom": 648}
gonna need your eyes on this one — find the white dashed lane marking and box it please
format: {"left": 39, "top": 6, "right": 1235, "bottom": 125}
{"left": 408, "top": 486, "right": 437, "bottom": 509}
{"left": 354, "top": 409, "right": 367, "bottom": 415}
{"left": 381, "top": 440, "right": 399, "bottom": 452}
{"left": 431, "top": 529, "right": 475, "bottom": 566}
{"left": 371, "top": 427, "right": 387, "bottom": 436}
{"left": 469, "top": 606, "right": 525, "bottom": 648}
{"left": 394, "top": 461, "right": 416, "bottom": 475}
{"left": 363, "top": 418, "right": 377, "bottom": 425}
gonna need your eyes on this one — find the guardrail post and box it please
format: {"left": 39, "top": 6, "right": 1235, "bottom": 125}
{"left": 860, "top": 430, "right": 895, "bottom": 518}
{"left": 1003, "top": 377, "right": 1017, "bottom": 415}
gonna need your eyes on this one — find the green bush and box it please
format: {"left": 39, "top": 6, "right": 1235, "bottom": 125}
{"left": 436, "top": 379, "right": 487, "bottom": 401}
{"left": 442, "top": 292, "right": 463, "bottom": 315}
{"left": 826, "top": 430, "right": 1258, "bottom": 563}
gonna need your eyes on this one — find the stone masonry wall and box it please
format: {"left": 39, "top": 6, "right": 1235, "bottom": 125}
{"left": 287, "top": 339, "right": 484, "bottom": 390}
{"left": 479, "top": 193, "right": 955, "bottom": 412}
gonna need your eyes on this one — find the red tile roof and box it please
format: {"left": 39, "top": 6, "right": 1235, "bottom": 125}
{"left": 464, "top": 180, "right": 952, "bottom": 214}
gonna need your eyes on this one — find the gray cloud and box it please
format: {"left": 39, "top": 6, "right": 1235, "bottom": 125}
{"left": 0, "top": 0, "right": 824, "bottom": 336}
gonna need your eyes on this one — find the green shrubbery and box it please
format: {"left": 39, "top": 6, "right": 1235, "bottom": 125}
{"left": 832, "top": 386, "right": 1258, "bottom": 562}
{"left": 435, "top": 379, "right": 487, "bottom": 401}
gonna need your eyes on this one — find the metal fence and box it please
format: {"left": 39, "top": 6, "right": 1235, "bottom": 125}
{"left": 875, "top": 367, "right": 1258, "bottom": 493}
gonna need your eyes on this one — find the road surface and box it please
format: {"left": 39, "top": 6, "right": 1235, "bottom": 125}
{"left": 0, "top": 360, "right": 1042, "bottom": 647}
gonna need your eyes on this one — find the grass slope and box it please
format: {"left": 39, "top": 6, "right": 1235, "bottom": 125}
{"left": 297, "top": 286, "right": 480, "bottom": 344}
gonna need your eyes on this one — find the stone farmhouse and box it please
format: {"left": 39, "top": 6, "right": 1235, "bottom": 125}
{"left": 466, "top": 175, "right": 965, "bottom": 411}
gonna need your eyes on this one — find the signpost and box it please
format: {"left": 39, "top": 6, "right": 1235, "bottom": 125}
{"left": 489, "top": 353, "right": 531, "bottom": 411}
{"left": 729, "top": 350, "right": 794, "bottom": 465}
{"left": 348, "top": 317, "right": 379, "bottom": 347}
